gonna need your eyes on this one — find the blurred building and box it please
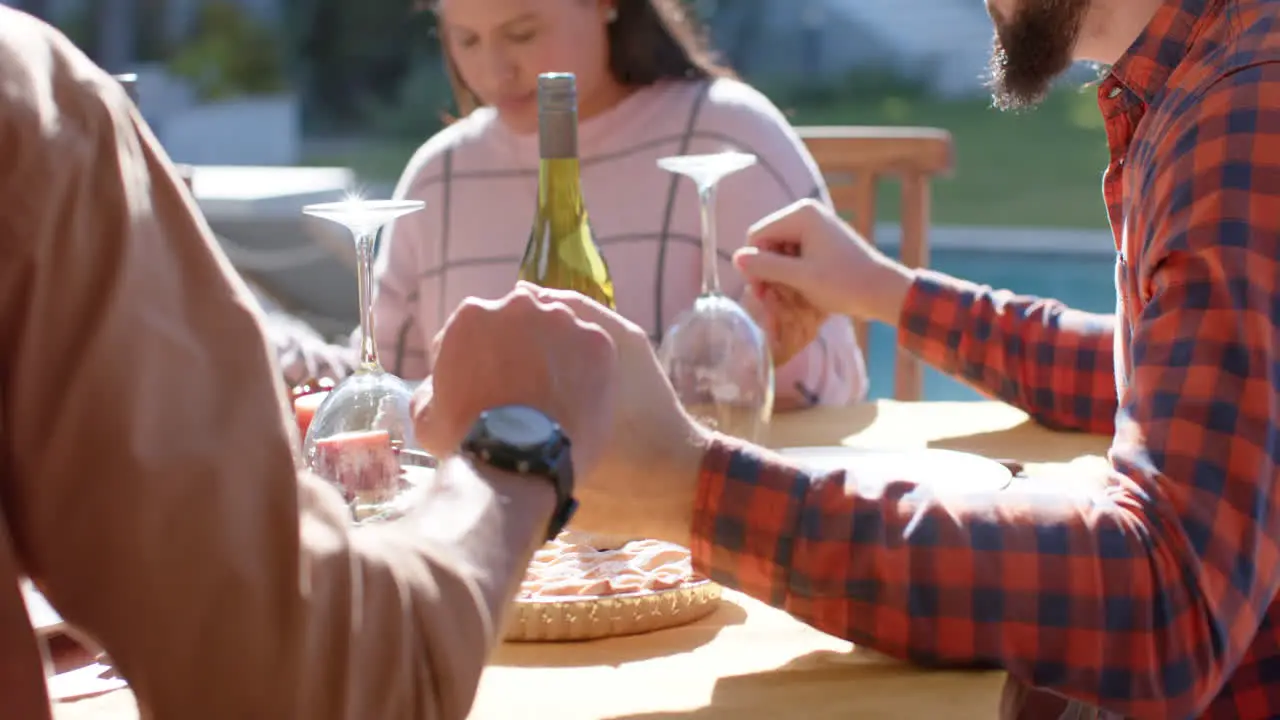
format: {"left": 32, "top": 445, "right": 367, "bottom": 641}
{"left": 13, "top": 0, "right": 1004, "bottom": 99}
{"left": 3, "top": 0, "right": 280, "bottom": 70}
{"left": 2, "top": 0, "right": 300, "bottom": 166}
{"left": 707, "top": 0, "right": 996, "bottom": 97}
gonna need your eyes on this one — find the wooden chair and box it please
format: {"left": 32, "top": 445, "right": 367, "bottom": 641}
{"left": 797, "top": 126, "right": 955, "bottom": 402}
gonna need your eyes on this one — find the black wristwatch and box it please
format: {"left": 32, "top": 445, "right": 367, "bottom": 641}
{"left": 460, "top": 405, "right": 577, "bottom": 542}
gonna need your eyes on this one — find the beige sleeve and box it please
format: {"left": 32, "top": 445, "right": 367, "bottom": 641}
{"left": 0, "top": 15, "right": 538, "bottom": 719}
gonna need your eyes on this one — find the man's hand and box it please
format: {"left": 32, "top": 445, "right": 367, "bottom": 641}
{"left": 733, "top": 199, "right": 917, "bottom": 326}
{"left": 414, "top": 283, "right": 711, "bottom": 546}
{"left": 513, "top": 283, "right": 711, "bottom": 545}
{"left": 412, "top": 286, "right": 618, "bottom": 477}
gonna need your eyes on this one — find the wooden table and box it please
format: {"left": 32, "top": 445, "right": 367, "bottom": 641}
{"left": 54, "top": 401, "right": 1110, "bottom": 719}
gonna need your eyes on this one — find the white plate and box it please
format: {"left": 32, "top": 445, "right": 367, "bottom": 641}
{"left": 777, "top": 446, "right": 1014, "bottom": 494}
{"left": 22, "top": 581, "right": 66, "bottom": 637}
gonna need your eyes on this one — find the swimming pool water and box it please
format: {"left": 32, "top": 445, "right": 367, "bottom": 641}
{"left": 864, "top": 248, "right": 1117, "bottom": 402}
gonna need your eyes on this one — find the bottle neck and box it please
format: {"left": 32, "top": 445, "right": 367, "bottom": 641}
{"left": 539, "top": 108, "right": 578, "bottom": 159}
{"left": 536, "top": 109, "right": 584, "bottom": 212}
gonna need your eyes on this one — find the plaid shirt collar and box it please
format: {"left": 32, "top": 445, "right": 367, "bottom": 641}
{"left": 1108, "top": 0, "right": 1224, "bottom": 104}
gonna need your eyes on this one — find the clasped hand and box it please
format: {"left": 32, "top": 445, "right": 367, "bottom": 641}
{"left": 412, "top": 282, "right": 707, "bottom": 544}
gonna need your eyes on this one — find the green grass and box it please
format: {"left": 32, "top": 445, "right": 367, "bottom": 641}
{"left": 303, "top": 86, "right": 1113, "bottom": 230}
{"left": 782, "top": 87, "right": 1112, "bottom": 229}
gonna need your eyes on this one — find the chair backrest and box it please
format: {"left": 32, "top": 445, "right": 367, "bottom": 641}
{"left": 797, "top": 126, "right": 955, "bottom": 401}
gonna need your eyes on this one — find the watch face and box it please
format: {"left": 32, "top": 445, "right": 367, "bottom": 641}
{"left": 485, "top": 405, "right": 556, "bottom": 450}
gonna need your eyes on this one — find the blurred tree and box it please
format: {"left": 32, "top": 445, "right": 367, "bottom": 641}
{"left": 16, "top": 0, "right": 50, "bottom": 20}
{"left": 53, "top": 3, "right": 97, "bottom": 57}
{"left": 136, "top": 0, "right": 173, "bottom": 62}
{"left": 97, "top": 0, "right": 138, "bottom": 72}
{"left": 364, "top": 45, "right": 454, "bottom": 139}
{"left": 285, "top": 0, "right": 438, "bottom": 133}
{"left": 168, "top": 1, "right": 287, "bottom": 101}
{"left": 705, "top": 0, "right": 767, "bottom": 72}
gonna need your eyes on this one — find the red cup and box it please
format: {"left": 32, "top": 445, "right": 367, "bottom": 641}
{"left": 293, "top": 391, "right": 329, "bottom": 441}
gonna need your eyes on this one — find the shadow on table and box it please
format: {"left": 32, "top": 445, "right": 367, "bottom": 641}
{"left": 928, "top": 420, "right": 1109, "bottom": 465}
{"left": 493, "top": 600, "right": 750, "bottom": 668}
{"left": 606, "top": 649, "right": 999, "bottom": 720}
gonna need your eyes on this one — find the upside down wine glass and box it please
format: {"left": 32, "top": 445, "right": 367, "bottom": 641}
{"left": 656, "top": 152, "right": 774, "bottom": 442}
{"left": 300, "top": 198, "right": 430, "bottom": 524}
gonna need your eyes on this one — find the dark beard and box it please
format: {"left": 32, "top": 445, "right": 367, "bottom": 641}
{"left": 987, "top": 0, "right": 1090, "bottom": 111}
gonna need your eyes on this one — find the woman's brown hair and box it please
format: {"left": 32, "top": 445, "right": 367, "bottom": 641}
{"left": 433, "top": 0, "right": 736, "bottom": 116}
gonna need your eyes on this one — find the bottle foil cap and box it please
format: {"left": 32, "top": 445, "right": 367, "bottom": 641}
{"left": 538, "top": 73, "right": 577, "bottom": 114}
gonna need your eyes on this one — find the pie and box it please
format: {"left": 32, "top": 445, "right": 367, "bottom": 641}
{"left": 519, "top": 531, "right": 699, "bottom": 600}
{"left": 506, "top": 532, "right": 721, "bottom": 642}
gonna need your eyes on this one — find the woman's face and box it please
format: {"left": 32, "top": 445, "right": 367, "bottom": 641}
{"left": 438, "top": 0, "right": 617, "bottom": 133}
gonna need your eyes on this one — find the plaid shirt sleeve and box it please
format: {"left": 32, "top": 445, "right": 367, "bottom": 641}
{"left": 690, "top": 66, "right": 1280, "bottom": 719}
{"left": 896, "top": 272, "right": 1118, "bottom": 434}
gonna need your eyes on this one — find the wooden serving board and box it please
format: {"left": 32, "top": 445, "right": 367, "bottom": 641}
{"left": 504, "top": 580, "right": 722, "bottom": 642}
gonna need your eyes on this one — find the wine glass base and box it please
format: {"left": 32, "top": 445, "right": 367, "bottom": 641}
{"left": 349, "top": 487, "right": 418, "bottom": 524}
{"left": 682, "top": 402, "right": 770, "bottom": 444}
{"left": 657, "top": 152, "right": 758, "bottom": 189}
{"left": 302, "top": 199, "right": 426, "bottom": 237}
{"left": 346, "top": 464, "right": 433, "bottom": 524}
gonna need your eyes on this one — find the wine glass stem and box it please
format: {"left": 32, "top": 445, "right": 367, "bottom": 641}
{"left": 354, "top": 230, "right": 381, "bottom": 372}
{"left": 698, "top": 183, "right": 721, "bottom": 296}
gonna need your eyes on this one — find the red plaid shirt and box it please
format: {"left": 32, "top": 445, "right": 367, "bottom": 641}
{"left": 690, "top": 0, "right": 1280, "bottom": 717}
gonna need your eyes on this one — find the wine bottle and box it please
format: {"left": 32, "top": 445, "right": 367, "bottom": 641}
{"left": 517, "top": 73, "right": 616, "bottom": 309}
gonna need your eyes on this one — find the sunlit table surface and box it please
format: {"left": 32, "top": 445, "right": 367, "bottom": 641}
{"left": 55, "top": 400, "right": 1111, "bottom": 719}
